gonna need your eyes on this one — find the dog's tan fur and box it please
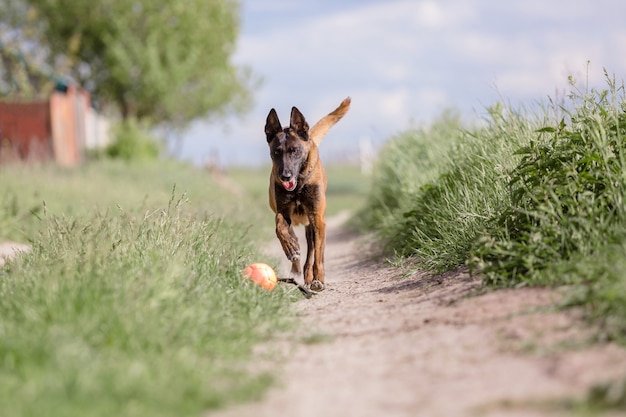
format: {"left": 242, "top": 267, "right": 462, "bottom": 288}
{"left": 265, "top": 97, "right": 351, "bottom": 291}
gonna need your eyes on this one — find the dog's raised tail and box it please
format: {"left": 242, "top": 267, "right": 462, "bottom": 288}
{"left": 309, "top": 97, "right": 351, "bottom": 145}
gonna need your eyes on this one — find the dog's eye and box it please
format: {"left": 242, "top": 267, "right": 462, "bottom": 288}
{"left": 289, "top": 148, "right": 300, "bottom": 156}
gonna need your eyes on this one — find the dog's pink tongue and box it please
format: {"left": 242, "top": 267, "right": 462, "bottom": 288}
{"left": 283, "top": 179, "right": 296, "bottom": 191}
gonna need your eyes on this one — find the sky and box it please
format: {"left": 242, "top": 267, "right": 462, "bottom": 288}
{"left": 174, "top": 0, "right": 626, "bottom": 167}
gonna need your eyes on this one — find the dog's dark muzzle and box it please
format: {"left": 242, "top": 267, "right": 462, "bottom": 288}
{"left": 281, "top": 177, "right": 297, "bottom": 191}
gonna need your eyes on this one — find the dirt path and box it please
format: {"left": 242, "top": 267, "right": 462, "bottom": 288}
{"left": 211, "top": 213, "right": 626, "bottom": 416}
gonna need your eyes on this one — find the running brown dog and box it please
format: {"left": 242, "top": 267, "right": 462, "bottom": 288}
{"left": 265, "top": 97, "right": 351, "bottom": 292}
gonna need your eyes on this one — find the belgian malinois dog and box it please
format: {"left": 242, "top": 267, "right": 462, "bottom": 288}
{"left": 265, "top": 97, "right": 351, "bottom": 292}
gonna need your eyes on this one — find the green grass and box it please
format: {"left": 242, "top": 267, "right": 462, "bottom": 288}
{"left": 469, "top": 75, "right": 626, "bottom": 350}
{"left": 355, "top": 109, "right": 462, "bottom": 245}
{"left": 355, "top": 106, "right": 539, "bottom": 270}
{"left": 0, "top": 160, "right": 304, "bottom": 416}
{"left": 0, "top": 159, "right": 262, "bottom": 241}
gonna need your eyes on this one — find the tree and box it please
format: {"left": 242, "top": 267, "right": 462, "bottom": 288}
{"left": 0, "top": 0, "right": 55, "bottom": 98}
{"left": 2, "top": 0, "right": 253, "bottom": 128}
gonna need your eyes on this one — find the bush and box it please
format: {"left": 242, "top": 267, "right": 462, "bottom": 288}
{"left": 106, "top": 118, "right": 161, "bottom": 161}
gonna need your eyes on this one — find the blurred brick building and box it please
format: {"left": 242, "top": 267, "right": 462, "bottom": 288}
{"left": 0, "top": 85, "right": 110, "bottom": 166}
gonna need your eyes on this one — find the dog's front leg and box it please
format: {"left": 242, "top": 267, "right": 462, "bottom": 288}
{"left": 305, "top": 214, "right": 326, "bottom": 292}
{"left": 275, "top": 213, "right": 301, "bottom": 278}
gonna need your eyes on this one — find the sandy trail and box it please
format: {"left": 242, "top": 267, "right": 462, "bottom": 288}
{"left": 217, "top": 213, "right": 626, "bottom": 417}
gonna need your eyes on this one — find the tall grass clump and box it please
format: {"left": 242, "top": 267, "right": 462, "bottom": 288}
{"left": 471, "top": 74, "right": 626, "bottom": 287}
{"left": 0, "top": 190, "right": 295, "bottom": 416}
{"left": 355, "top": 110, "right": 463, "bottom": 250}
{"left": 358, "top": 105, "right": 541, "bottom": 271}
{"left": 357, "top": 71, "right": 626, "bottom": 409}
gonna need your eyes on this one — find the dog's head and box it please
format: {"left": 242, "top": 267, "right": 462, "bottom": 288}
{"left": 265, "top": 106, "right": 310, "bottom": 192}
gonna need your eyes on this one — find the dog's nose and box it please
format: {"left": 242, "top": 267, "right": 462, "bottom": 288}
{"left": 280, "top": 171, "right": 292, "bottom": 181}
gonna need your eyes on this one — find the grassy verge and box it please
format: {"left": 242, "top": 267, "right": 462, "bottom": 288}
{"left": 0, "top": 160, "right": 300, "bottom": 416}
{"left": 356, "top": 73, "right": 626, "bottom": 408}
{"left": 355, "top": 106, "right": 539, "bottom": 271}
{"left": 0, "top": 160, "right": 268, "bottom": 241}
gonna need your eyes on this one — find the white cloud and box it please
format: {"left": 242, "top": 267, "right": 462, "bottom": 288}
{"left": 378, "top": 89, "right": 410, "bottom": 121}
{"left": 413, "top": 0, "right": 477, "bottom": 29}
{"left": 416, "top": 88, "right": 449, "bottom": 109}
{"left": 510, "top": 0, "right": 607, "bottom": 20}
{"left": 415, "top": 1, "right": 445, "bottom": 28}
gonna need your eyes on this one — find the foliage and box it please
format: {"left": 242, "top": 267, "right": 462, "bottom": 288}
{"left": 0, "top": 41, "right": 55, "bottom": 98}
{"left": 356, "top": 106, "right": 538, "bottom": 271}
{"left": 0, "top": 1, "right": 53, "bottom": 97}
{"left": 585, "top": 374, "right": 626, "bottom": 411}
{"left": 471, "top": 75, "right": 626, "bottom": 287}
{"left": 546, "top": 241, "right": 626, "bottom": 342}
{"left": 105, "top": 118, "right": 161, "bottom": 161}
{"left": 2, "top": 0, "right": 253, "bottom": 127}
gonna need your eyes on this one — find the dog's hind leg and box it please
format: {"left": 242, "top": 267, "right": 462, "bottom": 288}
{"left": 303, "top": 224, "right": 315, "bottom": 286}
{"left": 275, "top": 213, "right": 302, "bottom": 278}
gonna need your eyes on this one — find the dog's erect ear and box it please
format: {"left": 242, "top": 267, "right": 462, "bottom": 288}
{"left": 265, "top": 109, "right": 282, "bottom": 142}
{"left": 290, "top": 107, "right": 310, "bottom": 141}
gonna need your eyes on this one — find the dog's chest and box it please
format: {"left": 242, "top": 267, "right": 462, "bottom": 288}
{"left": 290, "top": 198, "right": 309, "bottom": 226}
{"left": 293, "top": 197, "right": 305, "bottom": 211}
{"left": 278, "top": 183, "right": 320, "bottom": 226}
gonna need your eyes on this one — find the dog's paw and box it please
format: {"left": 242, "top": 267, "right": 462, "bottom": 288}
{"left": 309, "top": 279, "right": 325, "bottom": 292}
{"left": 281, "top": 243, "right": 300, "bottom": 262}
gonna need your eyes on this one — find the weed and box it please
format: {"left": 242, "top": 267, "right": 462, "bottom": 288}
{"left": 585, "top": 377, "right": 626, "bottom": 411}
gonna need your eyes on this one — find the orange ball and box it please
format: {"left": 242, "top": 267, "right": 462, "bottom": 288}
{"left": 242, "top": 263, "right": 277, "bottom": 290}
